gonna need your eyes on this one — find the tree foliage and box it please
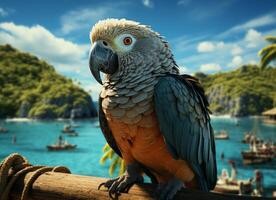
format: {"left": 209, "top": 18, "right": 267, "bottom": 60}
{"left": 0, "top": 44, "right": 96, "bottom": 119}
{"left": 198, "top": 65, "right": 276, "bottom": 116}
{"left": 100, "top": 143, "right": 126, "bottom": 176}
{"left": 258, "top": 36, "right": 276, "bottom": 69}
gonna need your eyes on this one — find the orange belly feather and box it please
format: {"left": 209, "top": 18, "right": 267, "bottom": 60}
{"left": 107, "top": 112, "right": 196, "bottom": 184}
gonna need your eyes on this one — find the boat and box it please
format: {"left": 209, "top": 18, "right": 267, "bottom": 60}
{"left": 47, "top": 135, "right": 77, "bottom": 151}
{"left": 62, "top": 125, "right": 76, "bottom": 134}
{"left": 241, "top": 151, "right": 274, "bottom": 165}
{"left": 0, "top": 127, "right": 8, "bottom": 133}
{"left": 214, "top": 130, "right": 229, "bottom": 140}
{"left": 214, "top": 160, "right": 253, "bottom": 194}
{"left": 257, "top": 144, "right": 276, "bottom": 157}
{"left": 47, "top": 143, "right": 77, "bottom": 151}
{"left": 66, "top": 132, "right": 79, "bottom": 137}
{"left": 241, "top": 137, "right": 275, "bottom": 164}
{"left": 214, "top": 179, "right": 252, "bottom": 194}
{"left": 62, "top": 129, "right": 76, "bottom": 134}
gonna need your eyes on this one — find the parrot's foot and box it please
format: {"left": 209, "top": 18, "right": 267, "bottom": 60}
{"left": 98, "top": 174, "right": 143, "bottom": 198}
{"left": 156, "top": 178, "right": 184, "bottom": 200}
{"left": 98, "top": 163, "right": 144, "bottom": 199}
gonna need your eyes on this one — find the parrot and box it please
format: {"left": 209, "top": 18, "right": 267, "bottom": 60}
{"left": 89, "top": 19, "right": 217, "bottom": 200}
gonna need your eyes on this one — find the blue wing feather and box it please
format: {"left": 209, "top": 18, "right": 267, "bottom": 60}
{"left": 154, "top": 75, "right": 217, "bottom": 191}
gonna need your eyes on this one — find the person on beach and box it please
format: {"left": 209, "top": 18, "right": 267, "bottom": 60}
{"left": 251, "top": 170, "right": 264, "bottom": 196}
{"left": 58, "top": 135, "right": 64, "bottom": 146}
{"left": 228, "top": 160, "right": 237, "bottom": 183}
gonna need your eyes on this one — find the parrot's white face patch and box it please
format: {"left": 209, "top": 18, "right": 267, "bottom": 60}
{"left": 114, "top": 34, "right": 136, "bottom": 53}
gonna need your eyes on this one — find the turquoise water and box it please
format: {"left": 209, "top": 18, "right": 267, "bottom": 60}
{"left": 0, "top": 117, "right": 275, "bottom": 196}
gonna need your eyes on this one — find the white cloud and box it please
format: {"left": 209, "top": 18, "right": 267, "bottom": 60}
{"left": 231, "top": 45, "right": 243, "bottom": 55}
{"left": 197, "top": 41, "right": 224, "bottom": 53}
{"left": 142, "top": 0, "right": 154, "bottom": 8}
{"left": 244, "top": 28, "right": 263, "bottom": 48}
{"left": 228, "top": 56, "right": 243, "bottom": 68}
{"left": 0, "top": 8, "right": 8, "bottom": 17}
{"left": 175, "top": 16, "right": 276, "bottom": 73}
{"left": 171, "top": 34, "right": 208, "bottom": 53}
{"left": 197, "top": 42, "right": 215, "bottom": 52}
{"left": 219, "top": 13, "right": 276, "bottom": 38}
{"left": 60, "top": 3, "right": 126, "bottom": 34}
{"left": 0, "top": 22, "right": 90, "bottom": 74}
{"left": 200, "top": 63, "right": 221, "bottom": 72}
{"left": 232, "top": 56, "right": 243, "bottom": 66}
{"left": 216, "top": 41, "right": 225, "bottom": 48}
{"left": 231, "top": 14, "right": 276, "bottom": 32}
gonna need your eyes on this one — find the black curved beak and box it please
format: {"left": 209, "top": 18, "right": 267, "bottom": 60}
{"left": 89, "top": 41, "right": 119, "bottom": 85}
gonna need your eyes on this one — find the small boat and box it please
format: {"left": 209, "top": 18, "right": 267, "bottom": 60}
{"left": 62, "top": 129, "right": 76, "bottom": 134}
{"left": 241, "top": 151, "right": 273, "bottom": 165}
{"left": 214, "top": 180, "right": 252, "bottom": 194}
{"left": 47, "top": 143, "right": 77, "bottom": 151}
{"left": 242, "top": 138, "right": 276, "bottom": 164}
{"left": 243, "top": 157, "right": 272, "bottom": 165}
{"left": 215, "top": 160, "right": 253, "bottom": 195}
{"left": 257, "top": 145, "right": 275, "bottom": 157}
{"left": 0, "top": 127, "right": 8, "bottom": 133}
{"left": 66, "top": 132, "right": 79, "bottom": 137}
{"left": 47, "top": 135, "right": 77, "bottom": 151}
{"left": 62, "top": 125, "right": 76, "bottom": 134}
{"left": 215, "top": 130, "right": 229, "bottom": 140}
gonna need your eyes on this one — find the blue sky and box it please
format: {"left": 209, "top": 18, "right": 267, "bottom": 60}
{"left": 0, "top": 0, "right": 276, "bottom": 99}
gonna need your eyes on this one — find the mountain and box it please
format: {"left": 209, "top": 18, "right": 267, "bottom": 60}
{"left": 195, "top": 65, "right": 276, "bottom": 116}
{"left": 0, "top": 44, "right": 97, "bottom": 119}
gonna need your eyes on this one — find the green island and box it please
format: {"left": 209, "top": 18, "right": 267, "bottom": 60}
{"left": 195, "top": 65, "right": 276, "bottom": 116}
{"left": 0, "top": 44, "right": 97, "bottom": 119}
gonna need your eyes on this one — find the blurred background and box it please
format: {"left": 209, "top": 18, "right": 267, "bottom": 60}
{"left": 0, "top": 0, "right": 275, "bottom": 198}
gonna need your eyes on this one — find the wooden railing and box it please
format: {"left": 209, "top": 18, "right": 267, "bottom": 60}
{"left": 9, "top": 171, "right": 273, "bottom": 200}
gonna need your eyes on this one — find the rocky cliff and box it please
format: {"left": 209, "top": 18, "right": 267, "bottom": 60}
{"left": 195, "top": 65, "right": 276, "bottom": 116}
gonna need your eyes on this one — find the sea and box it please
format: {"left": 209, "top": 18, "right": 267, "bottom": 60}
{"left": 0, "top": 116, "right": 275, "bottom": 196}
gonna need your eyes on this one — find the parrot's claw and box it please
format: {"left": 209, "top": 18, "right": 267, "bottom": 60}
{"left": 156, "top": 178, "right": 184, "bottom": 200}
{"left": 98, "top": 174, "right": 144, "bottom": 199}
{"left": 98, "top": 177, "right": 119, "bottom": 190}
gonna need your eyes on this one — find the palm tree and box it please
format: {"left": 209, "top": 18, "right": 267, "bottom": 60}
{"left": 100, "top": 143, "right": 125, "bottom": 176}
{"left": 258, "top": 36, "right": 276, "bottom": 69}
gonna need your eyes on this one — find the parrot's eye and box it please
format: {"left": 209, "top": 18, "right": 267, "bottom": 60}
{"left": 123, "top": 37, "right": 132, "bottom": 45}
{"left": 114, "top": 34, "right": 136, "bottom": 52}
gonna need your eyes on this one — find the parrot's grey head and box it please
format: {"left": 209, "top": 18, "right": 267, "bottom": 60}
{"left": 89, "top": 18, "right": 175, "bottom": 84}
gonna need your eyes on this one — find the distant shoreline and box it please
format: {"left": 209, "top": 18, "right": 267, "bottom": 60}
{"left": 1, "top": 115, "right": 264, "bottom": 122}
{"left": 210, "top": 114, "right": 263, "bottom": 119}
{"left": 3, "top": 117, "right": 98, "bottom": 122}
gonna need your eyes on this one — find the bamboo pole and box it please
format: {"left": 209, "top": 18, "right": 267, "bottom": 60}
{"left": 9, "top": 171, "right": 272, "bottom": 200}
